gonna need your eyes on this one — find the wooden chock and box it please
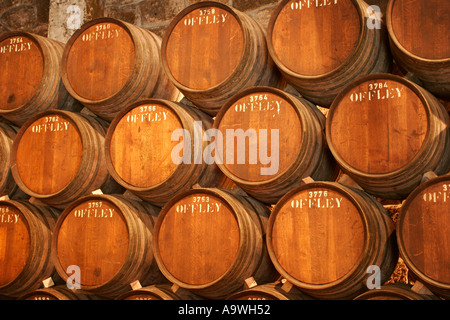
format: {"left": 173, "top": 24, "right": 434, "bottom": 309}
{"left": 123, "top": 190, "right": 143, "bottom": 202}
{"left": 281, "top": 279, "right": 294, "bottom": 293}
{"left": 91, "top": 189, "right": 103, "bottom": 195}
{"left": 171, "top": 283, "right": 180, "bottom": 293}
{"left": 420, "top": 171, "right": 438, "bottom": 184}
{"left": 338, "top": 173, "right": 364, "bottom": 190}
{"left": 130, "top": 280, "right": 142, "bottom": 291}
{"left": 42, "top": 277, "right": 55, "bottom": 289}
{"left": 301, "top": 176, "right": 315, "bottom": 185}
{"left": 244, "top": 277, "right": 258, "bottom": 290}
{"left": 411, "top": 281, "right": 434, "bottom": 296}
{"left": 229, "top": 185, "right": 249, "bottom": 197}
{"left": 28, "top": 197, "right": 48, "bottom": 207}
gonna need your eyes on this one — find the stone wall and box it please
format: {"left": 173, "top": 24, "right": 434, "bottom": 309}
{"left": 104, "top": 0, "right": 280, "bottom": 37}
{"left": 0, "top": 0, "right": 281, "bottom": 39}
{"left": 0, "top": 0, "right": 50, "bottom": 35}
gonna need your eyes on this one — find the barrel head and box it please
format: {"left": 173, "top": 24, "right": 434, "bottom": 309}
{"left": 163, "top": 2, "right": 245, "bottom": 90}
{"left": 0, "top": 33, "right": 43, "bottom": 111}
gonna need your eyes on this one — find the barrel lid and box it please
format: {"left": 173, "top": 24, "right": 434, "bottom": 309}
{"left": 267, "top": 182, "right": 369, "bottom": 288}
{"left": 354, "top": 284, "right": 427, "bottom": 300}
{"left": 387, "top": 0, "right": 450, "bottom": 61}
{"left": 120, "top": 292, "right": 164, "bottom": 300}
{"left": 153, "top": 188, "right": 241, "bottom": 288}
{"left": 105, "top": 99, "right": 188, "bottom": 190}
{"left": 62, "top": 18, "right": 136, "bottom": 102}
{"left": 53, "top": 195, "right": 130, "bottom": 288}
{"left": 161, "top": 1, "right": 245, "bottom": 91}
{"left": 18, "top": 290, "right": 59, "bottom": 301}
{"left": 267, "top": 0, "right": 363, "bottom": 78}
{"left": 213, "top": 86, "right": 304, "bottom": 183}
{"left": 0, "top": 32, "right": 43, "bottom": 112}
{"left": 326, "top": 73, "right": 430, "bottom": 175}
{"left": 397, "top": 174, "right": 450, "bottom": 289}
{"left": 0, "top": 201, "right": 30, "bottom": 288}
{"left": 11, "top": 110, "right": 83, "bottom": 197}
{"left": 228, "top": 290, "right": 281, "bottom": 300}
{"left": 116, "top": 286, "right": 171, "bottom": 300}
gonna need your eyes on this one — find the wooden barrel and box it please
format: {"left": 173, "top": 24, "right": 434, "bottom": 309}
{"left": 116, "top": 284, "right": 202, "bottom": 300}
{"left": 213, "top": 86, "right": 340, "bottom": 204}
{"left": 0, "top": 31, "right": 82, "bottom": 126}
{"left": 153, "top": 187, "right": 278, "bottom": 300}
{"left": 226, "top": 282, "right": 312, "bottom": 300}
{"left": 0, "top": 200, "right": 59, "bottom": 298}
{"left": 0, "top": 120, "right": 26, "bottom": 200}
{"left": 266, "top": 181, "right": 398, "bottom": 300}
{"left": 386, "top": 0, "right": 450, "bottom": 99}
{"left": 61, "top": 17, "right": 181, "bottom": 122}
{"left": 161, "top": 1, "right": 283, "bottom": 116}
{"left": 326, "top": 73, "right": 450, "bottom": 200}
{"left": 105, "top": 99, "right": 232, "bottom": 207}
{"left": 354, "top": 283, "right": 439, "bottom": 300}
{"left": 17, "top": 285, "right": 101, "bottom": 300}
{"left": 10, "top": 110, "right": 123, "bottom": 209}
{"left": 365, "top": 0, "right": 389, "bottom": 16}
{"left": 52, "top": 194, "right": 165, "bottom": 298}
{"left": 396, "top": 173, "right": 450, "bottom": 299}
{"left": 266, "top": 0, "right": 392, "bottom": 107}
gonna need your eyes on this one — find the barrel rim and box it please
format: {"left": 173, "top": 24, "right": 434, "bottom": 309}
{"left": 353, "top": 283, "right": 426, "bottom": 300}
{"left": 115, "top": 284, "right": 174, "bottom": 300}
{"left": 17, "top": 287, "right": 69, "bottom": 300}
{"left": 10, "top": 109, "right": 86, "bottom": 200}
{"left": 226, "top": 282, "right": 290, "bottom": 300}
{"left": 152, "top": 187, "right": 245, "bottom": 290}
{"left": 104, "top": 98, "right": 195, "bottom": 192}
{"left": 386, "top": 0, "right": 450, "bottom": 64}
{"left": 0, "top": 31, "right": 46, "bottom": 114}
{"left": 212, "top": 85, "right": 306, "bottom": 185}
{"left": 0, "top": 199, "right": 33, "bottom": 290}
{"left": 60, "top": 17, "right": 139, "bottom": 105}
{"left": 266, "top": 181, "right": 371, "bottom": 290}
{"left": 325, "top": 73, "right": 435, "bottom": 179}
{"left": 266, "top": 0, "right": 367, "bottom": 80}
{"left": 396, "top": 172, "right": 450, "bottom": 291}
{"left": 51, "top": 193, "right": 133, "bottom": 291}
{"left": 160, "top": 1, "right": 247, "bottom": 93}
{"left": 0, "top": 122, "right": 16, "bottom": 190}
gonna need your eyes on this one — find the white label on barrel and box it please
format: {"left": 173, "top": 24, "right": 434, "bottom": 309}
{"left": 349, "top": 82, "right": 403, "bottom": 102}
{"left": 0, "top": 37, "right": 33, "bottom": 54}
{"left": 290, "top": 191, "right": 343, "bottom": 209}
{"left": 175, "top": 196, "right": 222, "bottom": 214}
{"left": 31, "top": 116, "right": 70, "bottom": 133}
{"left": 81, "top": 23, "right": 121, "bottom": 42}
{"left": 233, "top": 95, "right": 282, "bottom": 118}
{"left": 422, "top": 184, "right": 450, "bottom": 203}
{"left": 73, "top": 201, "right": 115, "bottom": 218}
{"left": 0, "top": 207, "right": 19, "bottom": 224}
{"left": 32, "top": 296, "right": 51, "bottom": 300}
{"left": 183, "top": 8, "right": 228, "bottom": 26}
{"left": 126, "top": 105, "right": 169, "bottom": 123}
{"left": 290, "top": 0, "right": 338, "bottom": 10}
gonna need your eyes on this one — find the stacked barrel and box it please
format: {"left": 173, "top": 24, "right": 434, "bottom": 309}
{"left": 0, "top": 0, "right": 448, "bottom": 301}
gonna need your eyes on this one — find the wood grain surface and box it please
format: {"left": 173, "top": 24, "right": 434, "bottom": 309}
{"left": 397, "top": 174, "right": 450, "bottom": 298}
